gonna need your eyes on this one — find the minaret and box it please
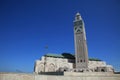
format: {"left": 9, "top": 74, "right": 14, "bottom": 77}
{"left": 74, "top": 12, "right": 88, "bottom": 70}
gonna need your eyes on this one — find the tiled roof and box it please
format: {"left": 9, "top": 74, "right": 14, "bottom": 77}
{"left": 44, "top": 53, "right": 102, "bottom": 61}
{"left": 89, "top": 58, "right": 102, "bottom": 61}
{"left": 44, "top": 53, "right": 64, "bottom": 58}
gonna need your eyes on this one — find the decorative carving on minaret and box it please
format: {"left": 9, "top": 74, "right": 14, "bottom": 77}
{"left": 74, "top": 12, "right": 88, "bottom": 70}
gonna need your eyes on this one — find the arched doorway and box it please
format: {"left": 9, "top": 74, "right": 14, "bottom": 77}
{"left": 63, "top": 66, "right": 68, "bottom": 72}
{"left": 101, "top": 69, "right": 105, "bottom": 72}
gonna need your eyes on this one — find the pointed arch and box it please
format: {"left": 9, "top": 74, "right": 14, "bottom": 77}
{"left": 38, "top": 63, "right": 44, "bottom": 73}
{"left": 48, "top": 63, "right": 55, "bottom": 72}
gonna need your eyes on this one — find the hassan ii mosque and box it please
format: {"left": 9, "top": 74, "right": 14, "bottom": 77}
{"left": 34, "top": 13, "right": 114, "bottom": 74}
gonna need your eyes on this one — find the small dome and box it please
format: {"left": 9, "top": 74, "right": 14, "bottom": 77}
{"left": 76, "top": 12, "right": 80, "bottom": 16}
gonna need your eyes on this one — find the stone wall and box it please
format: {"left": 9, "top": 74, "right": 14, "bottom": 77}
{"left": 0, "top": 72, "right": 120, "bottom": 80}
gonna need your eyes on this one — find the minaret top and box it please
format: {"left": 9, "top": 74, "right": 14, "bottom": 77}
{"left": 75, "top": 12, "right": 82, "bottom": 21}
{"left": 76, "top": 12, "right": 80, "bottom": 16}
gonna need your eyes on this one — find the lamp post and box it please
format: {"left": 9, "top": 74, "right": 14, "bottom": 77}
{"left": 44, "top": 55, "right": 46, "bottom": 72}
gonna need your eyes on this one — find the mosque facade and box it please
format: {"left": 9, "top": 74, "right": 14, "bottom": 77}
{"left": 34, "top": 13, "right": 114, "bottom": 73}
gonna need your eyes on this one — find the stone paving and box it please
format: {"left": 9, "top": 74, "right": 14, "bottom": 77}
{"left": 0, "top": 72, "right": 120, "bottom": 80}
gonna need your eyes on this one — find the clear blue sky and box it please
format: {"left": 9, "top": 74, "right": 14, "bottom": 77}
{"left": 0, "top": 0, "right": 120, "bottom": 72}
